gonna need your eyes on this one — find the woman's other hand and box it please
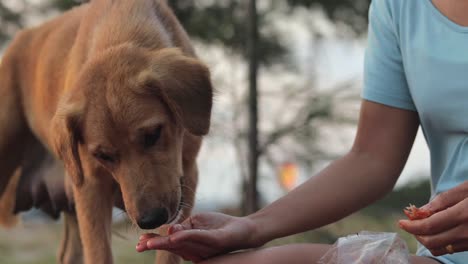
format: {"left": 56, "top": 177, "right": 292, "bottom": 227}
{"left": 399, "top": 181, "right": 468, "bottom": 256}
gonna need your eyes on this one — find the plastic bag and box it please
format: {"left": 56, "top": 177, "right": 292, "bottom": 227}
{"left": 318, "top": 231, "right": 410, "bottom": 264}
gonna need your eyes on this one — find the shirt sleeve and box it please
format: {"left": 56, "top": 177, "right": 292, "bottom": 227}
{"left": 362, "top": 0, "right": 416, "bottom": 111}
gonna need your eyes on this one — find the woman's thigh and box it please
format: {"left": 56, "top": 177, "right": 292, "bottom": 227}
{"left": 411, "top": 256, "right": 443, "bottom": 264}
{"left": 200, "top": 244, "right": 330, "bottom": 264}
{"left": 200, "top": 244, "right": 443, "bottom": 264}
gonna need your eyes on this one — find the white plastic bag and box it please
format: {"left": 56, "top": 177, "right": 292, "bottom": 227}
{"left": 318, "top": 231, "right": 410, "bottom": 264}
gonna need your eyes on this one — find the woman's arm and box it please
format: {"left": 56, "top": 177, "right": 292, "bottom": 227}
{"left": 250, "top": 100, "right": 420, "bottom": 243}
{"left": 137, "top": 100, "right": 420, "bottom": 261}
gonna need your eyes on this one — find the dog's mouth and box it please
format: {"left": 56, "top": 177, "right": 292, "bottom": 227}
{"left": 166, "top": 203, "right": 182, "bottom": 225}
{"left": 165, "top": 176, "right": 185, "bottom": 225}
{"left": 131, "top": 176, "right": 186, "bottom": 230}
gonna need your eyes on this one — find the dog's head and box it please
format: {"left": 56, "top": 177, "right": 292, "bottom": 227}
{"left": 51, "top": 45, "right": 212, "bottom": 229}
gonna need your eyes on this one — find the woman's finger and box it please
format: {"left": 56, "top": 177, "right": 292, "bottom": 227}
{"left": 140, "top": 227, "right": 215, "bottom": 247}
{"left": 399, "top": 204, "right": 462, "bottom": 235}
{"left": 139, "top": 233, "right": 158, "bottom": 241}
{"left": 168, "top": 223, "right": 188, "bottom": 235}
{"left": 148, "top": 235, "right": 177, "bottom": 249}
{"left": 414, "top": 224, "right": 466, "bottom": 250}
{"left": 428, "top": 240, "right": 468, "bottom": 256}
{"left": 136, "top": 242, "right": 148, "bottom": 252}
{"left": 139, "top": 230, "right": 215, "bottom": 252}
{"left": 422, "top": 182, "right": 468, "bottom": 213}
{"left": 147, "top": 230, "right": 216, "bottom": 250}
{"left": 168, "top": 214, "right": 210, "bottom": 235}
{"left": 136, "top": 239, "right": 150, "bottom": 252}
{"left": 169, "top": 228, "right": 223, "bottom": 246}
{"left": 150, "top": 240, "right": 221, "bottom": 262}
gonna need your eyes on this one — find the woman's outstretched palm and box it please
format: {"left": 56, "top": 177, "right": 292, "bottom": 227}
{"left": 137, "top": 212, "right": 261, "bottom": 263}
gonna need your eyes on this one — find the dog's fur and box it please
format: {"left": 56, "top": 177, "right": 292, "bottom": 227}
{"left": 0, "top": 1, "right": 213, "bottom": 263}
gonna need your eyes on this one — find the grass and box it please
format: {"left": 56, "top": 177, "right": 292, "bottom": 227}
{"left": 0, "top": 219, "right": 155, "bottom": 264}
{"left": 0, "top": 210, "right": 418, "bottom": 264}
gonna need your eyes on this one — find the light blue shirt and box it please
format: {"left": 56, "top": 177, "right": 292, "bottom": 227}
{"left": 363, "top": 0, "right": 468, "bottom": 263}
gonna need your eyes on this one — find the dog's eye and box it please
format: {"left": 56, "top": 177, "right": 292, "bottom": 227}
{"left": 143, "top": 125, "right": 163, "bottom": 148}
{"left": 93, "top": 151, "right": 117, "bottom": 164}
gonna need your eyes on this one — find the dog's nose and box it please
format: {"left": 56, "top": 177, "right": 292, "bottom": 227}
{"left": 137, "top": 208, "right": 169, "bottom": 230}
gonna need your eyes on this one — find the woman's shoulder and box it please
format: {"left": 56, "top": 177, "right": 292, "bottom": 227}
{"left": 370, "top": 0, "right": 422, "bottom": 30}
{"left": 372, "top": 0, "right": 423, "bottom": 16}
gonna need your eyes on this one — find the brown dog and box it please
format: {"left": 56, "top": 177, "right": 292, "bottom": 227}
{"left": 0, "top": 0, "right": 213, "bottom": 263}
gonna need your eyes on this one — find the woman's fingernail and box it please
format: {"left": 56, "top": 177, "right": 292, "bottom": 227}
{"left": 136, "top": 244, "right": 143, "bottom": 252}
{"left": 147, "top": 240, "right": 154, "bottom": 248}
{"left": 398, "top": 220, "right": 405, "bottom": 228}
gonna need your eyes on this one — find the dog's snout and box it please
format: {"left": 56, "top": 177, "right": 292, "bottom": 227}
{"left": 137, "top": 207, "right": 168, "bottom": 230}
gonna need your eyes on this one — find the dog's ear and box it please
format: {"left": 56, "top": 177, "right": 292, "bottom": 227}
{"left": 141, "top": 48, "right": 213, "bottom": 136}
{"left": 51, "top": 92, "right": 85, "bottom": 187}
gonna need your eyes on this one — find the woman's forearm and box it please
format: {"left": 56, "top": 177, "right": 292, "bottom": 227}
{"left": 247, "top": 150, "right": 402, "bottom": 245}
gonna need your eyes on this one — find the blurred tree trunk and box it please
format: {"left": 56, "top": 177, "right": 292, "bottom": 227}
{"left": 244, "top": 0, "right": 259, "bottom": 215}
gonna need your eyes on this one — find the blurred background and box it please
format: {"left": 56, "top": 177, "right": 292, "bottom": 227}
{"left": 0, "top": 0, "right": 432, "bottom": 263}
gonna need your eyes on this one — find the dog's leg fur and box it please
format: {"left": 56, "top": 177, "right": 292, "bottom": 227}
{"left": 0, "top": 56, "right": 30, "bottom": 199}
{"left": 156, "top": 252, "right": 183, "bottom": 264}
{"left": 0, "top": 52, "right": 33, "bottom": 227}
{"left": 0, "top": 169, "right": 20, "bottom": 227}
{"left": 58, "top": 212, "right": 84, "bottom": 264}
{"left": 73, "top": 175, "right": 114, "bottom": 264}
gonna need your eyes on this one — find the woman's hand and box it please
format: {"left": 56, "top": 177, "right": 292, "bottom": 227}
{"left": 136, "top": 212, "right": 263, "bottom": 263}
{"left": 399, "top": 181, "right": 468, "bottom": 256}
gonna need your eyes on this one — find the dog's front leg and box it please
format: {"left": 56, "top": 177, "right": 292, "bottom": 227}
{"left": 156, "top": 251, "right": 182, "bottom": 264}
{"left": 73, "top": 176, "right": 114, "bottom": 264}
{"left": 57, "top": 212, "right": 83, "bottom": 264}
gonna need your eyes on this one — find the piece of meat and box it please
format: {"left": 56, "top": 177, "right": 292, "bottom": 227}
{"left": 403, "top": 204, "right": 433, "bottom": 220}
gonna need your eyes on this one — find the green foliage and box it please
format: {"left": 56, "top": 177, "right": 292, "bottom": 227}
{"left": 286, "top": 0, "right": 370, "bottom": 34}
{"left": 0, "top": 0, "right": 371, "bottom": 63}
{"left": 168, "top": 0, "right": 370, "bottom": 63}
{"left": 0, "top": 2, "right": 22, "bottom": 45}
{"left": 48, "top": 0, "right": 81, "bottom": 11}
{"left": 167, "top": 0, "right": 285, "bottom": 64}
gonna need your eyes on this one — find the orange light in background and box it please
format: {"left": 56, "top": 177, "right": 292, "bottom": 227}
{"left": 279, "top": 162, "right": 298, "bottom": 191}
